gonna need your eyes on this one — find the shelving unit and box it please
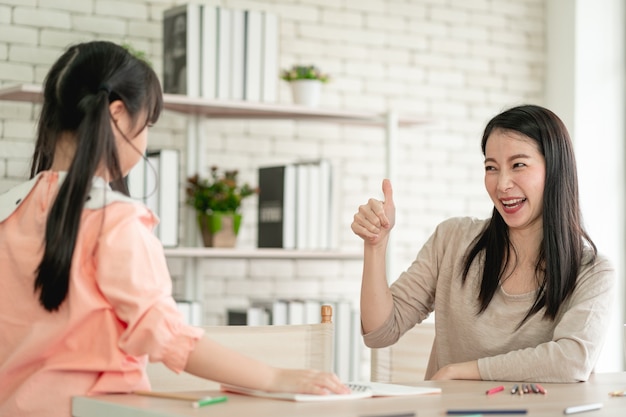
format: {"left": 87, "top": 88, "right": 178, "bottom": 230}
{"left": 0, "top": 83, "right": 428, "bottom": 304}
{"left": 0, "top": 83, "right": 428, "bottom": 126}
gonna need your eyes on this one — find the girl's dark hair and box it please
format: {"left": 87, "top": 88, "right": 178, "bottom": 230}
{"left": 462, "top": 104, "right": 596, "bottom": 326}
{"left": 31, "top": 40, "right": 163, "bottom": 311}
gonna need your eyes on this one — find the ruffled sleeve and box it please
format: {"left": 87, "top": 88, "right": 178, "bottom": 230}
{"left": 94, "top": 202, "right": 204, "bottom": 373}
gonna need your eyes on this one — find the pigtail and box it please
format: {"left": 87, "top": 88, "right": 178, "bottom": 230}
{"left": 35, "top": 89, "right": 113, "bottom": 311}
{"left": 31, "top": 41, "right": 163, "bottom": 312}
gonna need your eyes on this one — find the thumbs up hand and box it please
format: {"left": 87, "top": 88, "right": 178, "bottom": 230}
{"left": 351, "top": 179, "right": 396, "bottom": 246}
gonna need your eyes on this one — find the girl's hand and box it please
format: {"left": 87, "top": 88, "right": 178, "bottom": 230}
{"left": 351, "top": 179, "right": 396, "bottom": 246}
{"left": 268, "top": 369, "right": 351, "bottom": 395}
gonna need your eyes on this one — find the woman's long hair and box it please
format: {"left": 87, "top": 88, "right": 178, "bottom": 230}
{"left": 31, "top": 41, "right": 163, "bottom": 311}
{"left": 462, "top": 104, "right": 596, "bottom": 326}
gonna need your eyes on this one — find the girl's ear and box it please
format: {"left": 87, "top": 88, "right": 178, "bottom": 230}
{"left": 108, "top": 100, "right": 126, "bottom": 122}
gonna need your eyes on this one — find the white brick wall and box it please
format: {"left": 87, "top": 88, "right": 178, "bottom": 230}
{"left": 0, "top": 0, "right": 546, "bottom": 378}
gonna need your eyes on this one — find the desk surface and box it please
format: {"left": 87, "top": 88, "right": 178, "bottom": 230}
{"left": 72, "top": 372, "right": 626, "bottom": 417}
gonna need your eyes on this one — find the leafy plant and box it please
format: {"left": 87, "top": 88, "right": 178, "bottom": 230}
{"left": 186, "top": 167, "right": 257, "bottom": 214}
{"left": 281, "top": 64, "right": 329, "bottom": 83}
{"left": 121, "top": 42, "right": 152, "bottom": 66}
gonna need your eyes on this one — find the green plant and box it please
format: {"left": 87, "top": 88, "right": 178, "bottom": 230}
{"left": 280, "top": 64, "right": 329, "bottom": 83}
{"left": 121, "top": 42, "right": 152, "bottom": 66}
{"left": 186, "top": 167, "right": 257, "bottom": 214}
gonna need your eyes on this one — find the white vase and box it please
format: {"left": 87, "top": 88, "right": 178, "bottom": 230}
{"left": 290, "top": 79, "right": 322, "bottom": 107}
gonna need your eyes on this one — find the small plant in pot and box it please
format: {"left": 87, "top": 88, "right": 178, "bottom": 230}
{"left": 186, "top": 167, "right": 257, "bottom": 247}
{"left": 280, "top": 64, "right": 329, "bottom": 107}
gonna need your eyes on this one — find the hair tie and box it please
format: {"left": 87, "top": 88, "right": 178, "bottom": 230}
{"left": 98, "top": 83, "right": 111, "bottom": 95}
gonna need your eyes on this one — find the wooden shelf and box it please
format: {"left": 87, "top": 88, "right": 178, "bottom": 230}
{"left": 0, "top": 83, "right": 428, "bottom": 127}
{"left": 163, "top": 247, "right": 362, "bottom": 260}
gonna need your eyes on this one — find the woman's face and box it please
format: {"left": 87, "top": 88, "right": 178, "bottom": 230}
{"left": 484, "top": 128, "right": 546, "bottom": 234}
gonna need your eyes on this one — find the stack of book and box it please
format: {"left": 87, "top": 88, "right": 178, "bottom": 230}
{"left": 162, "top": 3, "right": 278, "bottom": 102}
{"left": 176, "top": 299, "right": 203, "bottom": 326}
{"left": 257, "top": 159, "right": 333, "bottom": 249}
{"left": 126, "top": 149, "right": 180, "bottom": 247}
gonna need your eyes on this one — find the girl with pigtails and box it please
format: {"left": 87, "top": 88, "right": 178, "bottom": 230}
{"left": 0, "top": 41, "right": 347, "bottom": 417}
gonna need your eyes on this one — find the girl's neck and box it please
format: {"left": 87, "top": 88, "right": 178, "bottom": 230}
{"left": 50, "top": 132, "right": 110, "bottom": 180}
{"left": 50, "top": 132, "right": 75, "bottom": 172}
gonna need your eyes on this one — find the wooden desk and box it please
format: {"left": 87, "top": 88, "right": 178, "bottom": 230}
{"left": 72, "top": 372, "right": 626, "bottom": 417}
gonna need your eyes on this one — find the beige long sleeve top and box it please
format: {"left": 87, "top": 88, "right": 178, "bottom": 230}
{"left": 363, "top": 217, "right": 615, "bottom": 382}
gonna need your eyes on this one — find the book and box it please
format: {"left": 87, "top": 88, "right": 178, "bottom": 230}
{"left": 176, "top": 300, "right": 202, "bottom": 326}
{"left": 146, "top": 149, "right": 180, "bottom": 247}
{"left": 350, "top": 308, "right": 363, "bottom": 380}
{"left": 295, "top": 162, "right": 310, "bottom": 249}
{"left": 200, "top": 4, "right": 218, "bottom": 99}
{"left": 220, "top": 381, "right": 441, "bottom": 401}
{"left": 257, "top": 164, "right": 297, "bottom": 248}
{"left": 351, "top": 381, "right": 442, "bottom": 397}
{"left": 163, "top": 3, "right": 201, "bottom": 97}
{"left": 260, "top": 11, "right": 278, "bottom": 102}
{"left": 333, "top": 300, "right": 352, "bottom": 381}
{"left": 230, "top": 8, "right": 246, "bottom": 100}
{"left": 271, "top": 299, "right": 288, "bottom": 325}
{"left": 303, "top": 299, "right": 322, "bottom": 324}
{"left": 246, "top": 306, "right": 270, "bottom": 326}
{"left": 227, "top": 309, "right": 248, "bottom": 326}
{"left": 243, "top": 9, "right": 263, "bottom": 101}
{"left": 306, "top": 161, "right": 320, "bottom": 249}
{"left": 287, "top": 299, "right": 305, "bottom": 325}
{"left": 127, "top": 149, "right": 179, "bottom": 247}
{"left": 125, "top": 154, "right": 146, "bottom": 200}
{"left": 216, "top": 7, "right": 232, "bottom": 99}
{"left": 317, "top": 159, "right": 332, "bottom": 249}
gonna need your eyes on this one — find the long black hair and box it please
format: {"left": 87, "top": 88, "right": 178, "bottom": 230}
{"left": 31, "top": 40, "right": 163, "bottom": 311}
{"left": 462, "top": 104, "right": 596, "bottom": 325}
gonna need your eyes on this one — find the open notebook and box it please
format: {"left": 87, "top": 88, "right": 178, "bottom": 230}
{"left": 221, "top": 381, "right": 441, "bottom": 402}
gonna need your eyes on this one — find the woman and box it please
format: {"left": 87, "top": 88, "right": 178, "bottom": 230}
{"left": 351, "top": 104, "right": 614, "bottom": 383}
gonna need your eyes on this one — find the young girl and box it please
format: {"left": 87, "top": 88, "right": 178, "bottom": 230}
{"left": 0, "top": 41, "right": 348, "bottom": 417}
{"left": 352, "top": 104, "right": 615, "bottom": 383}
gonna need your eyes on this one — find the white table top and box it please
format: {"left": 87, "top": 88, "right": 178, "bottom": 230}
{"left": 72, "top": 372, "right": 626, "bottom": 417}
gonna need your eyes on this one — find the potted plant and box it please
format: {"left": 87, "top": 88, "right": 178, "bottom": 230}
{"left": 280, "top": 64, "right": 329, "bottom": 107}
{"left": 186, "top": 167, "right": 257, "bottom": 247}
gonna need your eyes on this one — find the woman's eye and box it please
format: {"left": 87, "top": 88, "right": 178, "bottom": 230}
{"left": 485, "top": 166, "right": 495, "bottom": 172}
{"left": 513, "top": 162, "right": 526, "bottom": 168}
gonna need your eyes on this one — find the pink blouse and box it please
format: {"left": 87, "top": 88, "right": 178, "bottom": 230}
{"left": 0, "top": 171, "right": 204, "bottom": 417}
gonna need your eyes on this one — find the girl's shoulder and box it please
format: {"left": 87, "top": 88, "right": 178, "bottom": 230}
{"left": 85, "top": 180, "right": 140, "bottom": 209}
{"left": 0, "top": 175, "right": 40, "bottom": 222}
{"left": 0, "top": 172, "right": 147, "bottom": 223}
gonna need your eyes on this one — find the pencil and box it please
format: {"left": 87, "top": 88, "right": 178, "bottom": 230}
{"left": 446, "top": 409, "right": 527, "bottom": 415}
{"left": 134, "top": 390, "right": 228, "bottom": 408}
{"left": 485, "top": 385, "right": 505, "bottom": 395}
{"left": 563, "top": 402, "right": 603, "bottom": 415}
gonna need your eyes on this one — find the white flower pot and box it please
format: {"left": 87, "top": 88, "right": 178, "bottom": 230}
{"left": 290, "top": 79, "right": 322, "bottom": 107}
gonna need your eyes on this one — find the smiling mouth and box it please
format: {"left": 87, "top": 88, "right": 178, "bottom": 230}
{"left": 502, "top": 198, "right": 526, "bottom": 209}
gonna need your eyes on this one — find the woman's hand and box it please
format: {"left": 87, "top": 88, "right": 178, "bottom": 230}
{"left": 431, "top": 361, "right": 481, "bottom": 380}
{"left": 268, "top": 368, "right": 351, "bottom": 395}
{"left": 351, "top": 179, "right": 396, "bottom": 246}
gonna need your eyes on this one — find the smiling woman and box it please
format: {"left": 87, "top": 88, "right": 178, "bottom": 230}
{"left": 352, "top": 104, "right": 615, "bottom": 384}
